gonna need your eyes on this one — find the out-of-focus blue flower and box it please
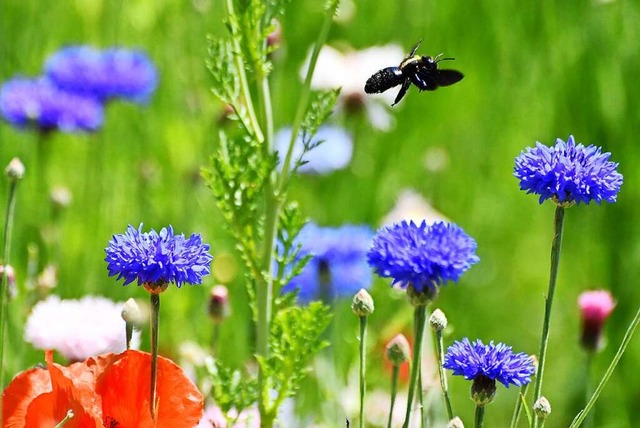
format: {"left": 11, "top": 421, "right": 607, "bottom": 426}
{"left": 443, "top": 338, "right": 535, "bottom": 388}
{"left": 274, "top": 126, "right": 353, "bottom": 174}
{"left": 0, "top": 77, "right": 103, "bottom": 132}
{"left": 514, "top": 135, "right": 623, "bottom": 205}
{"left": 281, "top": 223, "right": 374, "bottom": 303}
{"left": 105, "top": 224, "right": 213, "bottom": 288}
{"left": 45, "top": 46, "right": 158, "bottom": 103}
{"left": 367, "top": 220, "right": 478, "bottom": 294}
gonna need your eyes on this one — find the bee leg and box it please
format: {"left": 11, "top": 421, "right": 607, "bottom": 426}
{"left": 392, "top": 79, "right": 411, "bottom": 106}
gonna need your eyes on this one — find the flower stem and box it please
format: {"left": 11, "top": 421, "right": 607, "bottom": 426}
{"left": 358, "top": 315, "right": 368, "bottom": 428}
{"left": 0, "top": 173, "right": 20, "bottom": 392}
{"left": 532, "top": 206, "right": 565, "bottom": 428}
{"left": 475, "top": 405, "right": 485, "bottom": 428}
{"left": 402, "top": 305, "right": 427, "bottom": 428}
{"left": 276, "top": 0, "right": 339, "bottom": 193}
{"left": 125, "top": 321, "right": 133, "bottom": 350}
{"left": 509, "top": 383, "right": 530, "bottom": 428}
{"left": 569, "top": 304, "right": 640, "bottom": 428}
{"left": 149, "top": 293, "right": 160, "bottom": 421}
{"left": 387, "top": 364, "right": 400, "bottom": 428}
{"left": 582, "top": 353, "right": 594, "bottom": 428}
{"left": 434, "top": 328, "right": 454, "bottom": 420}
{"left": 418, "top": 365, "right": 426, "bottom": 427}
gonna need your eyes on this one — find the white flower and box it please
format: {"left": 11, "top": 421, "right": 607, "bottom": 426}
{"left": 25, "top": 295, "right": 140, "bottom": 361}
{"left": 301, "top": 44, "right": 405, "bottom": 131}
{"left": 382, "top": 189, "right": 449, "bottom": 226}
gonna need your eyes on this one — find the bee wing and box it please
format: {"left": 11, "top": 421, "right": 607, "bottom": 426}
{"left": 434, "top": 69, "right": 464, "bottom": 87}
{"left": 365, "top": 67, "right": 404, "bottom": 94}
{"left": 411, "top": 69, "right": 439, "bottom": 91}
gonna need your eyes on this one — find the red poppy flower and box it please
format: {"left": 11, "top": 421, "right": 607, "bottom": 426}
{"left": 3, "top": 350, "right": 202, "bottom": 428}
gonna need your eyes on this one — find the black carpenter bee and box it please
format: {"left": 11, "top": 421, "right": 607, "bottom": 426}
{"left": 364, "top": 40, "right": 463, "bottom": 106}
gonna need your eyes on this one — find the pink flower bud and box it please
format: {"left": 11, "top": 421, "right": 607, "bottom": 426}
{"left": 578, "top": 290, "right": 616, "bottom": 352}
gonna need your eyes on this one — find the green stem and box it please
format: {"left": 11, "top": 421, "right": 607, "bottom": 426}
{"left": 402, "top": 305, "right": 427, "bottom": 428}
{"left": 358, "top": 315, "right": 368, "bottom": 428}
{"left": 0, "top": 176, "right": 20, "bottom": 392}
{"left": 418, "top": 365, "right": 425, "bottom": 427}
{"left": 276, "top": 0, "right": 339, "bottom": 193}
{"left": 125, "top": 322, "right": 133, "bottom": 350}
{"left": 212, "top": 323, "right": 220, "bottom": 356}
{"left": 149, "top": 293, "right": 160, "bottom": 421}
{"left": 435, "top": 329, "right": 454, "bottom": 420}
{"left": 532, "top": 206, "right": 565, "bottom": 428}
{"left": 536, "top": 414, "right": 546, "bottom": 428}
{"left": 475, "top": 405, "right": 485, "bottom": 428}
{"left": 582, "top": 353, "right": 594, "bottom": 428}
{"left": 387, "top": 364, "right": 400, "bottom": 428}
{"left": 569, "top": 304, "right": 640, "bottom": 428}
{"left": 509, "top": 383, "right": 531, "bottom": 428}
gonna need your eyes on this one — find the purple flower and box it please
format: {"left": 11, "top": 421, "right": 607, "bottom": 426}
{"left": 444, "top": 338, "right": 535, "bottom": 388}
{"left": 45, "top": 45, "right": 158, "bottom": 103}
{"left": 514, "top": 135, "right": 623, "bottom": 205}
{"left": 0, "top": 77, "right": 103, "bottom": 132}
{"left": 367, "top": 220, "right": 479, "bottom": 293}
{"left": 105, "top": 224, "right": 213, "bottom": 288}
{"left": 281, "top": 223, "right": 373, "bottom": 303}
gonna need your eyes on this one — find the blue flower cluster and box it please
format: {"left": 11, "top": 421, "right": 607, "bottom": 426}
{"left": 105, "top": 225, "right": 213, "bottom": 288}
{"left": 367, "top": 220, "right": 479, "bottom": 293}
{"left": 514, "top": 135, "right": 623, "bottom": 205}
{"left": 281, "top": 223, "right": 373, "bottom": 303}
{"left": 0, "top": 45, "right": 157, "bottom": 133}
{"left": 443, "top": 338, "right": 535, "bottom": 388}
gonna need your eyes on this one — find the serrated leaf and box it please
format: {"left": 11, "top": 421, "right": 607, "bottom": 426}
{"left": 300, "top": 88, "right": 340, "bottom": 138}
{"left": 206, "top": 36, "right": 240, "bottom": 103}
{"left": 205, "top": 357, "right": 259, "bottom": 416}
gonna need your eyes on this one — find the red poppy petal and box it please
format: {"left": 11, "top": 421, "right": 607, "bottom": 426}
{"left": 2, "top": 367, "right": 51, "bottom": 428}
{"left": 96, "top": 350, "right": 203, "bottom": 428}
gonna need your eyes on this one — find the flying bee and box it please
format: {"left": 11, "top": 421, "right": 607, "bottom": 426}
{"left": 364, "top": 40, "right": 464, "bottom": 106}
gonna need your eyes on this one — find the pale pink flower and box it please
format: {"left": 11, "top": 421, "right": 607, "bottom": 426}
{"left": 578, "top": 290, "right": 616, "bottom": 351}
{"left": 25, "top": 295, "right": 140, "bottom": 361}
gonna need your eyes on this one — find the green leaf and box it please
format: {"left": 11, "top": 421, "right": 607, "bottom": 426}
{"left": 300, "top": 89, "right": 340, "bottom": 139}
{"left": 206, "top": 36, "right": 240, "bottom": 104}
{"left": 205, "top": 357, "right": 258, "bottom": 416}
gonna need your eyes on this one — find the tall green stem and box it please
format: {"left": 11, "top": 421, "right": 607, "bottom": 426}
{"left": 434, "top": 329, "right": 454, "bottom": 420}
{"left": 0, "top": 168, "right": 21, "bottom": 392}
{"left": 532, "top": 206, "right": 565, "bottom": 428}
{"left": 402, "top": 305, "right": 427, "bottom": 428}
{"left": 358, "top": 315, "right": 368, "bottom": 428}
{"left": 475, "top": 405, "right": 485, "bottom": 428}
{"left": 149, "top": 293, "right": 160, "bottom": 421}
{"left": 387, "top": 364, "right": 400, "bottom": 428}
{"left": 509, "top": 383, "right": 531, "bottom": 428}
{"left": 276, "top": 0, "right": 339, "bottom": 193}
{"left": 569, "top": 304, "right": 640, "bottom": 427}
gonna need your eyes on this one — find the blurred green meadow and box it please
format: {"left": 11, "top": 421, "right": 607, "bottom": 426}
{"left": 2, "top": 0, "right": 640, "bottom": 426}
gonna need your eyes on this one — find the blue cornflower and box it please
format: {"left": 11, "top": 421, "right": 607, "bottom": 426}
{"left": 105, "top": 225, "right": 213, "bottom": 291}
{"left": 514, "top": 135, "right": 623, "bottom": 205}
{"left": 0, "top": 77, "right": 103, "bottom": 132}
{"left": 444, "top": 338, "right": 535, "bottom": 388}
{"left": 274, "top": 125, "right": 353, "bottom": 174}
{"left": 281, "top": 223, "right": 374, "bottom": 303}
{"left": 367, "top": 220, "right": 479, "bottom": 294}
{"left": 45, "top": 45, "right": 158, "bottom": 103}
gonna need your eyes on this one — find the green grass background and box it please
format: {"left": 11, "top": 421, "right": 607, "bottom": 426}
{"left": 2, "top": 0, "right": 640, "bottom": 426}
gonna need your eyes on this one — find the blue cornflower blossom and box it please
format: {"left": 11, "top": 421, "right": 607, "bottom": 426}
{"left": 443, "top": 338, "right": 535, "bottom": 388}
{"left": 0, "top": 77, "right": 103, "bottom": 132}
{"left": 105, "top": 225, "right": 213, "bottom": 290}
{"left": 367, "top": 220, "right": 479, "bottom": 294}
{"left": 45, "top": 45, "right": 158, "bottom": 103}
{"left": 514, "top": 135, "right": 623, "bottom": 205}
{"left": 274, "top": 125, "right": 353, "bottom": 174}
{"left": 281, "top": 223, "right": 374, "bottom": 303}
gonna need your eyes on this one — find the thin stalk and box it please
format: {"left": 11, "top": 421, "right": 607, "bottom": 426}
{"left": 475, "top": 406, "right": 485, "bottom": 428}
{"left": 276, "top": 0, "right": 339, "bottom": 193}
{"left": 54, "top": 409, "right": 75, "bottom": 427}
{"left": 417, "top": 366, "right": 425, "bottom": 427}
{"left": 434, "top": 329, "right": 454, "bottom": 420}
{"left": 536, "top": 414, "right": 546, "bottom": 428}
{"left": 509, "top": 384, "right": 531, "bottom": 428}
{"left": 387, "top": 364, "right": 400, "bottom": 428}
{"left": 569, "top": 304, "right": 640, "bottom": 428}
{"left": 358, "top": 315, "right": 368, "bottom": 428}
{"left": 212, "top": 323, "right": 220, "bottom": 356}
{"left": 125, "top": 321, "right": 133, "bottom": 350}
{"left": 532, "top": 206, "right": 565, "bottom": 428}
{"left": 149, "top": 293, "right": 160, "bottom": 421}
{"left": 402, "top": 305, "right": 427, "bottom": 428}
{"left": 0, "top": 174, "right": 20, "bottom": 391}
{"left": 582, "top": 353, "right": 594, "bottom": 428}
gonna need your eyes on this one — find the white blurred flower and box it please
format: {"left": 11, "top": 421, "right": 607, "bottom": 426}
{"left": 275, "top": 125, "right": 353, "bottom": 174}
{"left": 198, "top": 405, "right": 260, "bottom": 428}
{"left": 382, "top": 189, "right": 449, "bottom": 226}
{"left": 25, "top": 295, "right": 140, "bottom": 362}
{"left": 301, "top": 44, "right": 405, "bottom": 131}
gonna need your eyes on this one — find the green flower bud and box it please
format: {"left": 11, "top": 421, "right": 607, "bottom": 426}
{"left": 5, "top": 158, "right": 25, "bottom": 181}
{"left": 385, "top": 333, "right": 411, "bottom": 365}
{"left": 447, "top": 416, "right": 465, "bottom": 428}
{"left": 533, "top": 396, "right": 551, "bottom": 419}
{"left": 470, "top": 375, "right": 496, "bottom": 407}
{"left": 429, "top": 308, "right": 447, "bottom": 332}
{"left": 351, "top": 288, "right": 374, "bottom": 317}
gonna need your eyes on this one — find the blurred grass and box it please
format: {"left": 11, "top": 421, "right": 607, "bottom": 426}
{"left": 2, "top": 0, "right": 640, "bottom": 426}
